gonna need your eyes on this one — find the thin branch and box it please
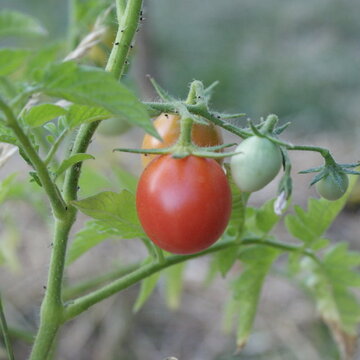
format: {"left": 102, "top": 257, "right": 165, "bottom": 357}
{"left": 0, "top": 97, "right": 67, "bottom": 220}
{"left": 63, "top": 237, "right": 321, "bottom": 321}
{"left": 0, "top": 296, "right": 15, "bottom": 360}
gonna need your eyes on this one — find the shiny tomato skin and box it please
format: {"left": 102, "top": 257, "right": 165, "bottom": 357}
{"left": 136, "top": 155, "right": 232, "bottom": 254}
{"left": 141, "top": 113, "right": 223, "bottom": 167}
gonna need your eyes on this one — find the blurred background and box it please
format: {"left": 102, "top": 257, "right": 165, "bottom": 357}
{"left": 0, "top": 0, "right": 360, "bottom": 359}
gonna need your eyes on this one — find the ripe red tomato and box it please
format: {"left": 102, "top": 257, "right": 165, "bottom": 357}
{"left": 141, "top": 113, "right": 223, "bottom": 168}
{"left": 136, "top": 155, "right": 232, "bottom": 254}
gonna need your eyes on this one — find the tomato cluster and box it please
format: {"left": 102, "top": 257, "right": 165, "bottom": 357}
{"left": 136, "top": 113, "right": 230, "bottom": 254}
{"left": 135, "top": 112, "right": 350, "bottom": 255}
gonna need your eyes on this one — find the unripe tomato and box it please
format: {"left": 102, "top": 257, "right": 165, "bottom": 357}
{"left": 141, "top": 113, "right": 223, "bottom": 167}
{"left": 136, "top": 155, "right": 232, "bottom": 254}
{"left": 316, "top": 173, "right": 349, "bottom": 201}
{"left": 230, "top": 136, "right": 282, "bottom": 192}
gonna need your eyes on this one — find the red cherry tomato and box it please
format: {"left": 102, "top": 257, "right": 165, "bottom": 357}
{"left": 136, "top": 155, "right": 232, "bottom": 254}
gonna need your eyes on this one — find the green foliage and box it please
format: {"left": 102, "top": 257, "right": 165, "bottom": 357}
{"left": 66, "top": 220, "right": 125, "bottom": 265}
{"left": 163, "top": 263, "right": 185, "bottom": 310}
{"left": 23, "top": 104, "right": 67, "bottom": 128}
{"left": 0, "top": 122, "right": 17, "bottom": 146}
{"left": 232, "top": 245, "right": 279, "bottom": 348}
{"left": 0, "top": 49, "right": 30, "bottom": 77}
{"left": 66, "top": 104, "right": 110, "bottom": 129}
{"left": 0, "top": 1, "right": 359, "bottom": 358}
{"left": 133, "top": 270, "right": 161, "bottom": 313}
{"left": 245, "top": 199, "right": 280, "bottom": 236}
{"left": 38, "top": 62, "right": 158, "bottom": 137}
{"left": 301, "top": 243, "right": 360, "bottom": 335}
{"left": 67, "top": 190, "right": 144, "bottom": 265}
{"left": 0, "top": 10, "right": 47, "bottom": 38}
{"left": 72, "top": 191, "right": 144, "bottom": 238}
{"left": 285, "top": 175, "right": 357, "bottom": 247}
{"left": 54, "top": 153, "right": 94, "bottom": 178}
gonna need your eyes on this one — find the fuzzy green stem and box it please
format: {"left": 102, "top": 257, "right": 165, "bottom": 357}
{"left": 260, "top": 114, "right": 278, "bottom": 135}
{"left": 145, "top": 102, "right": 252, "bottom": 138}
{"left": 63, "top": 263, "right": 139, "bottom": 301}
{"left": 63, "top": 237, "right": 320, "bottom": 321}
{"left": 29, "top": 0, "right": 144, "bottom": 358}
{"left": 0, "top": 97, "right": 67, "bottom": 220}
{"left": 0, "top": 296, "right": 15, "bottom": 360}
{"left": 29, "top": 219, "right": 73, "bottom": 360}
{"left": 177, "top": 117, "right": 193, "bottom": 147}
{"left": 8, "top": 327, "right": 34, "bottom": 345}
{"left": 106, "top": 0, "right": 142, "bottom": 78}
{"left": 44, "top": 129, "right": 68, "bottom": 165}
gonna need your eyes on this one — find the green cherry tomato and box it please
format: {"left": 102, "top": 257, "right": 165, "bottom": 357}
{"left": 136, "top": 155, "right": 232, "bottom": 254}
{"left": 230, "top": 136, "right": 282, "bottom": 192}
{"left": 316, "top": 173, "right": 349, "bottom": 201}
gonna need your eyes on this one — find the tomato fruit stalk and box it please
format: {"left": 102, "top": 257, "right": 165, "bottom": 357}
{"left": 136, "top": 155, "right": 232, "bottom": 254}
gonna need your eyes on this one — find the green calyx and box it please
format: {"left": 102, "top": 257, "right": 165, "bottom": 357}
{"left": 114, "top": 79, "right": 244, "bottom": 161}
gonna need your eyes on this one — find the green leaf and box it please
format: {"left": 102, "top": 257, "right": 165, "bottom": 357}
{"left": 0, "top": 49, "right": 30, "bottom": 76}
{"left": 23, "top": 104, "right": 67, "bottom": 127}
{"left": 66, "top": 220, "right": 124, "bottom": 265}
{"left": 40, "top": 62, "right": 158, "bottom": 137}
{"left": 285, "top": 198, "right": 349, "bottom": 245}
{"left": 222, "top": 297, "right": 239, "bottom": 333}
{"left": 0, "top": 225, "right": 21, "bottom": 272}
{"left": 232, "top": 245, "right": 279, "bottom": 349}
{"left": 71, "top": 191, "right": 144, "bottom": 238}
{"left": 0, "top": 10, "right": 47, "bottom": 38}
{"left": 0, "top": 122, "right": 17, "bottom": 146}
{"left": 133, "top": 271, "right": 160, "bottom": 312}
{"left": 215, "top": 246, "right": 238, "bottom": 277}
{"left": 25, "top": 43, "right": 62, "bottom": 80}
{"left": 55, "top": 153, "right": 94, "bottom": 178}
{"left": 0, "top": 174, "right": 17, "bottom": 204}
{"left": 245, "top": 199, "right": 280, "bottom": 237}
{"left": 164, "top": 263, "right": 185, "bottom": 310}
{"left": 113, "top": 167, "right": 138, "bottom": 194}
{"left": 78, "top": 165, "right": 114, "bottom": 198}
{"left": 66, "top": 104, "right": 110, "bottom": 129}
{"left": 254, "top": 199, "right": 279, "bottom": 234}
{"left": 301, "top": 243, "right": 360, "bottom": 347}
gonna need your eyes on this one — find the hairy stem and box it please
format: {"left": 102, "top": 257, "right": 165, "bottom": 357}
{"left": 0, "top": 296, "right": 15, "bottom": 360}
{"left": 145, "top": 101, "right": 252, "bottom": 138}
{"left": 28, "top": 0, "right": 144, "bottom": 358}
{"left": 63, "top": 263, "right": 139, "bottom": 301}
{"left": 0, "top": 97, "right": 66, "bottom": 220}
{"left": 29, "top": 218, "right": 73, "bottom": 360}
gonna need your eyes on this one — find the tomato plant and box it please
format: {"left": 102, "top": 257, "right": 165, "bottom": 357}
{"left": 230, "top": 135, "right": 282, "bottom": 192}
{"left": 0, "top": 1, "right": 360, "bottom": 360}
{"left": 136, "top": 155, "right": 232, "bottom": 254}
{"left": 141, "top": 112, "right": 223, "bottom": 167}
{"left": 316, "top": 172, "right": 349, "bottom": 201}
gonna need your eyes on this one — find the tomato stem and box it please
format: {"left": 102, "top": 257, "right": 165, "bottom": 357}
{"left": 0, "top": 295, "right": 15, "bottom": 360}
{"left": 62, "top": 236, "right": 321, "bottom": 321}
{"left": 28, "top": 0, "right": 144, "bottom": 358}
{"left": 0, "top": 97, "right": 67, "bottom": 220}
